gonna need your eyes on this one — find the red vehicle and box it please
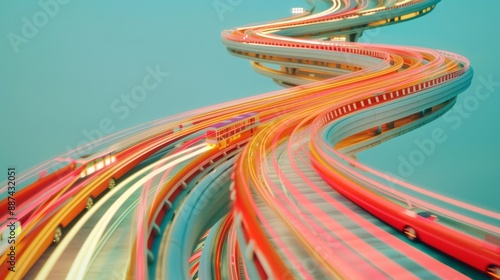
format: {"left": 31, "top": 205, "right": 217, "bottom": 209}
{"left": 310, "top": 147, "right": 500, "bottom": 278}
{"left": 0, "top": 127, "right": 181, "bottom": 279}
{"left": 0, "top": 161, "right": 79, "bottom": 253}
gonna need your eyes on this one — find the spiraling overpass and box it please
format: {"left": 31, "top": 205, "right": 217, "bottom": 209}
{"left": 0, "top": 0, "right": 499, "bottom": 279}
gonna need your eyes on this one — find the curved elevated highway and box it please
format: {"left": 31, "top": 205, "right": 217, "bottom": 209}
{"left": 0, "top": 0, "right": 498, "bottom": 279}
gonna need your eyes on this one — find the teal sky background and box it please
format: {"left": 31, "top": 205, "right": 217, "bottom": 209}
{"left": 0, "top": 0, "right": 498, "bottom": 212}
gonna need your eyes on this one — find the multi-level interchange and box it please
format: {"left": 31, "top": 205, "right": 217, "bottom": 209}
{"left": 1, "top": 0, "right": 499, "bottom": 279}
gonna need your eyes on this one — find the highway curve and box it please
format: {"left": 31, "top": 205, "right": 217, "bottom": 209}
{"left": 0, "top": 0, "right": 499, "bottom": 279}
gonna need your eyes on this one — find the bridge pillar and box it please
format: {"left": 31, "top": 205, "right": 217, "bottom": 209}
{"left": 347, "top": 32, "right": 363, "bottom": 42}
{"left": 349, "top": 154, "right": 358, "bottom": 167}
{"left": 281, "top": 66, "right": 297, "bottom": 75}
{"left": 421, "top": 107, "right": 432, "bottom": 117}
